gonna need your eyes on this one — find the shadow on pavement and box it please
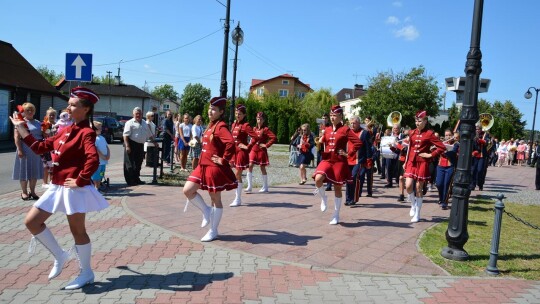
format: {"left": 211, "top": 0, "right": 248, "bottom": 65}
{"left": 80, "top": 267, "right": 233, "bottom": 294}
{"left": 340, "top": 219, "right": 414, "bottom": 228}
{"left": 219, "top": 230, "right": 321, "bottom": 246}
{"left": 244, "top": 202, "right": 311, "bottom": 209}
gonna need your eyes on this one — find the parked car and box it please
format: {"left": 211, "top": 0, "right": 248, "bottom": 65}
{"left": 94, "top": 116, "right": 123, "bottom": 144}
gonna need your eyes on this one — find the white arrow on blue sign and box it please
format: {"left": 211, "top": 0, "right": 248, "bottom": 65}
{"left": 65, "top": 53, "right": 92, "bottom": 82}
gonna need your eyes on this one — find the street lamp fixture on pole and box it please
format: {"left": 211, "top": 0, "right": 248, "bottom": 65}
{"left": 525, "top": 87, "right": 540, "bottom": 164}
{"left": 229, "top": 22, "right": 244, "bottom": 126}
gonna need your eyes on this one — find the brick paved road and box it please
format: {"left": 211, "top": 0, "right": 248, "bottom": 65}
{"left": 0, "top": 162, "right": 539, "bottom": 303}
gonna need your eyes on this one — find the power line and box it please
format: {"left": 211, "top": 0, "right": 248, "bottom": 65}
{"left": 145, "top": 70, "right": 222, "bottom": 84}
{"left": 94, "top": 27, "right": 223, "bottom": 67}
{"left": 242, "top": 43, "right": 287, "bottom": 73}
{"left": 214, "top": 0, "right": 226, "bottom": 7}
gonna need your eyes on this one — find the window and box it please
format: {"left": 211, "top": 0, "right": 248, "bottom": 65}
{"left": 296, "top": 92, "right": 306, "bottom": 98}
{"left": 257, "top": 88, "right": 264, "bottom": 96}
{"left": 344, "top": 93, "right": 351, "bottom": 99}
{"left": 282, "top": 80, "right": 289, "bottom": 85}
{"left": 163, "top": 104, "right": 170, "bottom": 110}
{"left": 279, "top": 89, "right": 289, "bottom": 97}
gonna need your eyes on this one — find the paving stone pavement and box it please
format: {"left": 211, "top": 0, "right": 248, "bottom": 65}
{"left": 0, "top": 162, "right": 539, "bottom": 303}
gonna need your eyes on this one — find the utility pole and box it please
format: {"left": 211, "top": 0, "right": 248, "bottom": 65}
{"left": 219, "top": 0, "right": 231, "bottom": 98}
{"left": 107, "top": 71, "right": 112, "bottom": 117}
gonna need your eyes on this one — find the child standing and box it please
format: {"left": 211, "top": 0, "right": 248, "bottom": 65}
{"left": 91, "top": 121, "right": 110, "bottom": 190}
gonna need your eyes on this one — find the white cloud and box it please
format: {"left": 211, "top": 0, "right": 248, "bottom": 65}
{"left": 386, "top": 16, "right": 400, "bottom": 25}
{"left": 394, "top": 25, "right": 419, "bottom": 41}
{"left": 393, "top": 1, "right": 403, "bottom": 7}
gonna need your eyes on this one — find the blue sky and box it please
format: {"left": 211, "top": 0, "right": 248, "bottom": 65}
{"left": 2, "top": 1, "right": 539, "bottom": 128}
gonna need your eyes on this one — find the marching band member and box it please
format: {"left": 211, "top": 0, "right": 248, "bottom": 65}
{"left": 183, "top": 97, "right": 237, "bottom": 242}
{"left": 11, "top": 87, "right": 108, "bottom": 289}
{"left": 394, "top": 127, "right": 410, "bottom": 202}
{"left": 470, "top": 122, "right": 491, "bottom": 191}
{"left": 245, "top": 112, "right": 276, "bottom": 193}
{"left": 403, "top": 110, "right": 445, "bottom": 223}
{"left": 345, "top": 116, "right": 373, "bottom": 205}
{"left": 436, "top": 129, "right": 459, "bottom": 210}
{"left": 384, "top": 123, "right": 402, "bottom": 188}
{"left": 313, "top": 105, "right": 363, "bottom": 224}
{"left": 229, "top": 104, "right": 257, "bottom": 206}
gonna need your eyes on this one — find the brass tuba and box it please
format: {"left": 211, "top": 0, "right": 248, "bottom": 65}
{"left": 478, "top": 113, "right": 494, "bottom": 131}
{"left": 387, "top": 111, "right": 402, "bottom": 127}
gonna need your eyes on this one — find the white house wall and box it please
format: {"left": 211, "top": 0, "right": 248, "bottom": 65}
{"left": 94, "top": 96, "right": 157, "bottom": 117}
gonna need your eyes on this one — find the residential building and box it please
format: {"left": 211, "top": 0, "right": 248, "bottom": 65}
{"left": 0, "top": 40, "right": 68, "bottom": 149}
{"left": 249, "top": 74, "right": 313, "bottom": 100}
{"left": 57, "top": 80, "right": 159, "bottom": 119}
{"left": 335, "top": 85, "right": 366, "bottom": 121}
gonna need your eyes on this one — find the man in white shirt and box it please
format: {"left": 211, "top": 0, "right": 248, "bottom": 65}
{"left": 123, "top": 107, "right": 155, "bottom": 185}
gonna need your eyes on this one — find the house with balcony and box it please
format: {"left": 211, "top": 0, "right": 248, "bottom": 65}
{"left": 249, "top": 74, "right": 313, "bottom": 100}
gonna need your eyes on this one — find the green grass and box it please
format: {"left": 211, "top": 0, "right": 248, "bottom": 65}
{"left": 419, "top": 199, "right": 540, "bottom": 280}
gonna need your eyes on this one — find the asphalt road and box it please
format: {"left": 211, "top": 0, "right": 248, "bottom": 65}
{"left": 0, "top": 140, "right": 125, "bottom": 194}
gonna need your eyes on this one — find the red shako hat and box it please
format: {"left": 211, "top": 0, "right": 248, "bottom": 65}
{"left": 70, "top": 87, "right": 99, "bottom": 104}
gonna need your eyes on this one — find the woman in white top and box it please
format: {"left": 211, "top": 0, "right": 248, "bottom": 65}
{"left": 178, "top": 114, "right": 193, "bottom": 171}
{"left": 144, "top": 111, "right": 156, "bottom": 154}
{"left": 496, "top": 140, "right": 508, "bottom": 167}
{"left": 190, "top": 115, "right": 204, "bottom": 169}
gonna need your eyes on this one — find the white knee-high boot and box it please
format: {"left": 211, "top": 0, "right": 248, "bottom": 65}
{"left": 329, "top": 197, "right": 342, "bottom": 225}
{"left": 64, "top": 243, "right": 94, "bottom": 290}
{"left": 259, "top": 175, "right": 269, "bottom": 192}
{"left": 314, "top": 185, "right": 328, "bottom": 212}
{"left": 245, "top": 172, "right": 253, "bottom": 193}
{"left": 408, "top": 192, "right": 416, "bottom": 217}
{"left": 201, "top": 207, "right": 223, "bottom": 242}
{"left": 189, "top": 193, "right": 211, "bottom": 227}
{"left": 411, "top": 197, "right": 423, "bottom": 223}
{"left": 230, "top": 183, "right": 242, "bottom": 206}
{"left": 33, "top": 227, "right": 70, "bottom": 280}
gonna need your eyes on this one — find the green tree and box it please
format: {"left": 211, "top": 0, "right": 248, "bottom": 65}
{"left": 36, "top": 65, "right": 64, "bottom": 86}
{"left": 179, "top": 83, "right": 211, "bottom": 118}
{"left": 299, "top": 88, "right": 336, "bottom": 132}
{"left": 356, "top": 66, "right": 440, "bottom": 130}
{"left": 152, "top": 84, "right": 179, "bottom": 103}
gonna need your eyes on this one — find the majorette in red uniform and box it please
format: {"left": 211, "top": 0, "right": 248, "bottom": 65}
{"left": 245, "top": 112, "right": 276, "bottom": 193}
{"left": 229, "top": 104, "right": 258, "bottom": 207}
{"left": 13, "top": 87, "right": 108, "bottom": 290}
{"left": 184, "top": 97, "right": 237, "bottom": 242}
{"left": 403, "top": 110, "right": 445, "bottom": 223}
{"left": 313, "top": 105, "right": 363, "bottom": 225}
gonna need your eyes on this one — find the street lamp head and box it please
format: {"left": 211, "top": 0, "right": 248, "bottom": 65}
{"left": 525, "top": 89, "right": 533, "bottom": 99}
{"left": 232, "top": 23, "right": 244, "bottom": 46}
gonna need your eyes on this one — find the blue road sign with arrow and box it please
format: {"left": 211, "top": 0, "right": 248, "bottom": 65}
{"left": 65, "top": 53, "right": 92, "bottom": 82}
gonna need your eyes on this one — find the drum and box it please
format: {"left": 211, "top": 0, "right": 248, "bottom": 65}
{"left": 380, "top": 136, "right": 397, "bottom": 159}
{"left": 381, "top": 146, "right": 397, "bottom": 159}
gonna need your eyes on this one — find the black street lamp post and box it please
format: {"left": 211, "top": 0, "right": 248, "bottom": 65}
{"left": 441, "top": 0, "right": 484, "bottom": 261}
{"left": 525, "top": 87, "right": 540, "bottom": 164}
{"left": 219, "top": 0, "right": 231, "bottom": 99}
{"left": 229, "top": 22, "right": 244, "bottom": 125}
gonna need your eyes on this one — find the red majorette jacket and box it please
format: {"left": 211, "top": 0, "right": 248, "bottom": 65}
{"left": 405, "top": 128, "right": 445, "bottom": 163}
{"left": 231, "top": 120, "right": 258, "bottom": 152}
{"left": 23, "top": 119, "right": 98, "bottom": 187}
{"left": 321, "top": 123, "right": 363, "bottom": 163}
{"left": 200, "top": 120, "right": 236, "bottom": 167}
{"left": 249, "top": 126, "right": 276, "bottom": 152}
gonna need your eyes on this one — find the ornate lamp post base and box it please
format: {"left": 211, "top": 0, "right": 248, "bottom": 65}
{"left": 441, "top": 246, "right": 469, "bottom": 261}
